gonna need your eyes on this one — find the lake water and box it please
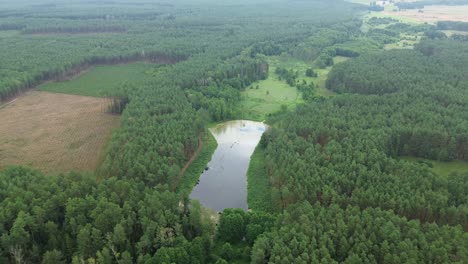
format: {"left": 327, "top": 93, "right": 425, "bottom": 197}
{"left": 190, "top": 120, "right": 267, "bottom": 212}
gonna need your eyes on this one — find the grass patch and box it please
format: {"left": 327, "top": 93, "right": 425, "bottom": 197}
{"left": 176, "top": 131, "right": 217, "bottom": 197}
{"left": 247, "top": 145, "right": 275, "bottom": 213}
{"left": 402, "top": 156, "right": 468, "bottom": 177}
{"left": 239, "top": 56, "right": 349, "bottom": 121}
{"left": 239, "top": 60, "right": 302, "bottom": 121}
{"left": 39, "top": 62, "right": 158, "bottom": 97}
{"left": 312, "top": 56, "right": 349, "bottom": 97}
{"left": 239, "top": 55, "right": 349, "bottom": 120}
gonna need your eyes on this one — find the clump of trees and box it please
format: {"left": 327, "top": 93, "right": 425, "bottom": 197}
{"left": 305, "top": 68, "right": 317, "bottom": 77}
{"left": 275, "top": 67, "right": 298, "bottom": 86}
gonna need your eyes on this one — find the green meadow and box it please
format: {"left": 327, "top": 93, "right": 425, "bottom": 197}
{"left": 240, "top": 70, "right": 302, "bottom": 121}
{"left": 39, "top": 62, "right": 157, "bottom": 97}
{"left": 239, "top": 56, "right": 347, "bottom": 121}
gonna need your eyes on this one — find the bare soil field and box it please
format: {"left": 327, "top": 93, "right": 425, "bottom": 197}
{"left": 383, "top": 5, "right": 468, "bottom": 23}
{"left": 0, "top": 91, "right": 119, "bottom": 173}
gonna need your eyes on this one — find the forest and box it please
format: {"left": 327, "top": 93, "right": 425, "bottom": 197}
{"left": 0, "top": 0, "right": 467, "bottom": 263}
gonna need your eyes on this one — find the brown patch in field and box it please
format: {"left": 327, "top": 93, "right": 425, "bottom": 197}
{"left": 384, "top": 5, "right": 468, "bottom": 23}
{"left": 0, "top": 91, "right": 119, "bottom": 174}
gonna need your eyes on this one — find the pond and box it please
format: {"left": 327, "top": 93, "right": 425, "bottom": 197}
{"left": 190, "top": 120, "right": 267, "bottom": 212}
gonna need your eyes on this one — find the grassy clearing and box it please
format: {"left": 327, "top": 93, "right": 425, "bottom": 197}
{"left": 0, "top": 91, "right": 119, "bottom": 174}
{"left": 277, "top": 56, "right": 349, "bottom": 97}
{"left": 176, "top": 131, "right": 217, "bottom": 197}
{"left": 247, "top": 145, "right": 275, "bottom": 213}
{"left": 239, "top": 58, "right": 303, "bottom": 121}
{"left": 39, "top": 62, "right": 157, "bottom": 97}
{"left": 402, "top": 156, "right": 468, "bottom": 177}
{"left": 239, "top": 56, "right": 348, "bottom": 121}
{"left": 313, "top": 56, "right": 349, "bottom": 96}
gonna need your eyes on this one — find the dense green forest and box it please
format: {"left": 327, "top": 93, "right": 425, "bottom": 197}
{"left": 1, "top": 0, "right": 468, "bottom": 263}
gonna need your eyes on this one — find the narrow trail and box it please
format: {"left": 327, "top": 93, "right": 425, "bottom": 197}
{"left": 178, "top": 135, "right": 204, "bottom": 180}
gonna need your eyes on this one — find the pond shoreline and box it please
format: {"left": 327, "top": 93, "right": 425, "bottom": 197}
{"left": 190, "top": 120, "right": 267, "bottom": 212}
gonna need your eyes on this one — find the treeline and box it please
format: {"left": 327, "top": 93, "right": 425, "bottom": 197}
{"left": 251, "top": 203, "right": 467, "bottom": 263}
{"left": 24, "top": 25, "right": 127, "bottom": 34}
{"left": 367, "top": 17, "right": 398, "bottom": 26}
{"left": 437, "top": 21, "right": 468, "bottom": 31}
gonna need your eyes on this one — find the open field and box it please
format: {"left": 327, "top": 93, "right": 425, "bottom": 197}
{"left": 0, "top": 91, "right": 119, "bottom": 173}
{"left": 240, "top": 56, "right": 348, "bottom": 121}
{"left": 240, "top": 58, "right": 303, "bottom": 121}
{"left": 383, "top": 5, "right": 468, "bottom": 23}
{"left": 402, "top": 156, "right": 468, "bottom": 177}
{"left": 39, "top": 62, "right": 157, "bottom": 97}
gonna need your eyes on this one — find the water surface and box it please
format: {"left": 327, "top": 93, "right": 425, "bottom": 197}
{"left": 190, "top": 120, "right": 267, "bottom": 212}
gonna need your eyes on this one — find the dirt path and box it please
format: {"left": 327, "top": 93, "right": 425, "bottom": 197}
{"left": 179, "top": 135, "right": 204, "bottom": 178}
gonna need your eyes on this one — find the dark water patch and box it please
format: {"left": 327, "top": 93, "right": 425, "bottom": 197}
{"left": 190, "top": 120, "right": 267, "bottom": 212}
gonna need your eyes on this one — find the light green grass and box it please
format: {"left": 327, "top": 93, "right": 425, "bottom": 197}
{"left": 402, "top": 156, "right": 468, "bottom": 177}
{"left": 240, "top": 59, "right": 303, "bottom": 121}
{"left": 240, "top": 56, "right": 349, "bottom": 120}
{"left": 312, "top": 56, "right": 349, "bottom": 97}
{"left": 247, "top": 145, "right": 275, "bottom": 213}
{"left": 39, "top": 62, "right": 157, "bottom": 97}
{"left": 176, "top": 131, "right": 217, "bottom": 197}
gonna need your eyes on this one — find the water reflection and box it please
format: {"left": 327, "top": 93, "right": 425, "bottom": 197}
{"left": 190, "top": 120, "right": 267, "bottom": 212}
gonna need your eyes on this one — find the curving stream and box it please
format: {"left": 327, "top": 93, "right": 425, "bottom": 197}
{"left": 190, "top": 120, "right": 267, "bottom": 212}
